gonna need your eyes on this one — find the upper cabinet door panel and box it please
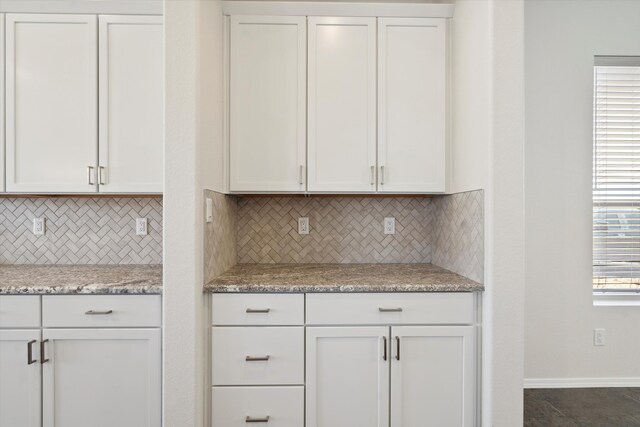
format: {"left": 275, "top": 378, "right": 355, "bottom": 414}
{"left": 0, "top": 14, "right": 5, "bottom": 193}
{"left": 6, "top": 14, "right": 98, "bottom": 193}
{"left": 230, "top": 15, "right": 306, "bottom": 192}
{"left": 378, "top": 18, "right": 446, "bottom": 193}
{"left": 308, "top": 17, "right": 376, "bottom": 193}
{"left": 99, "top": 15, "right": 163, "bottom": 194}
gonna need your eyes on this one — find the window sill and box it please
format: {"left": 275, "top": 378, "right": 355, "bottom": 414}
{"left": 593, "top": 291, "right": 640, "bottom": 307}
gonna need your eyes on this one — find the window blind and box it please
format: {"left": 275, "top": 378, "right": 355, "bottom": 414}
{"left": 593, "top": 57, "right": 640, "bottom": 290}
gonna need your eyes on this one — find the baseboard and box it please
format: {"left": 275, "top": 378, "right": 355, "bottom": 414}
{"left": 524, "top": 377, "right": 640, "bottom": 389}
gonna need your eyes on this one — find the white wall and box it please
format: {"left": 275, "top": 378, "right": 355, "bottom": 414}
{"left": 525, "top": 0, "right": 640, "bottom": 385}
{"left": 453, "top": 0, "right": 525, "bottom": 425}
{"left": 164, "top": 1, "right": 223, "bottom": 426}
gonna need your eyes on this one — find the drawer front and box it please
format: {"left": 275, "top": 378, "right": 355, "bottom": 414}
{"left": 0, "top": 296, "right": 40, "bottom": 328}
{"left": 212, "top": 294, "right": 304, "bottom": 326}
{"left": 212, "top": 327, "right": 304, "bottom": 386}
{"left": 212, "top": 386, "right": 303, "bottom": 427}
{"left": 42, "top": 295, "right": 161, "bottom": 328}
{"left": 306, "top": 293, "right": 475, "bottom": 325}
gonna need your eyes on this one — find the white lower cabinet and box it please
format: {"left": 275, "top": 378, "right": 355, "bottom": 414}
{"left": 390, "top": 326, "right": 475, "bottom": 427}
{"left": 0, "top": 329, "right": 42, "bottom": 427}
{"left": 306, "top": 327, "right": 389, "bottom": 427}
{"left": 211, "top": 292, "right": 479, "bottom": 427}
{"left": 42, "top": 328, "right": 161, "bottom": 427}
{"left": 0, "top": 295, "right": 162, "bottom": 427}
{"left": 213, "top": 386, "right": 304, "bottom": 427}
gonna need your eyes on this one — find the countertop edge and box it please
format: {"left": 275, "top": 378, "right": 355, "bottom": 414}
{"left": 204, "top": 284, "right": 484, "bottom": 293}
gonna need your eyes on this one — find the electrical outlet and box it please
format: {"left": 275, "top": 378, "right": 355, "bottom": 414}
{"left": 136, "top": 218, "right": 148, "bottom": 236}
{"left": 33, "top": 218, "right": 45, "bottom": 236}
{"left": 298, "top": 217, "right": 310, "bottom": 235}
{"left": 384, "top": 217, "right": 396, "bottom": 235}
{"left": 594, "top": 328, "right": 605, "bottom": 346}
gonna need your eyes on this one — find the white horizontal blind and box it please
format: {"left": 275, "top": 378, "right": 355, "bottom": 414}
{"left": 593, "top": 58, "right": 640, "bottom": 290}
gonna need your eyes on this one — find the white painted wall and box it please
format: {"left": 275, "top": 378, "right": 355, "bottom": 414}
{"left": 164, "top": 0, "right": 223, "bottom": 426}
{"left": 452, "top": 0, "right": 525, "bottom": 425}
{"left": 525, "top": 0, "right": 640, "bottom": 385}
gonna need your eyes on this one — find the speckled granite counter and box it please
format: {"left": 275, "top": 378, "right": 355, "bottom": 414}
{"left": 206, "top": 264, "right": 483, "bottom": 293}
{"left": 0, "top": 265, "right": 162, "bottom": 294}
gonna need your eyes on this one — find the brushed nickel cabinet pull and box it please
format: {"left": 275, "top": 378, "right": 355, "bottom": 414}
{"left": 85, "top": 310, "right": 113, "bottom": 315}
{"left": 370, "top": 165, "right": 375, "bottom": 185}
{"left": 245, "top": 416, "right": 270, "bottom": 423}
{"left": 246, "top": 308, "right": 270, "bottom": 314}
{"left": 245, "top": 355, "right": 270, "bottom": 362}
{"left": 40, "top": 339, "right": 49, "bottom": 364}
{"left": 380, "top": 165, "right": 385, "bottom": 185}
{"left": 87, "top": 166, "right": 95, "bottom": 185}
{"left": 395, "top": 336, "right": 400, "bottom": 361}
{"left": 27, "top": 340, "right": 37, "bottom": 365}
{"left": 378, "top": 307, "right": 403, "bottom": 312}
{"left": 99, "top": 166, "right": 106, "bottom": 185}
{"left": 383, "top": 336, "right": 387, "bottom": 361}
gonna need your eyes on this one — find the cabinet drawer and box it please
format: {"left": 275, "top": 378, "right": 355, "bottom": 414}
{"left": 0, "top": 296, "right": 40, "bottom": 328}
{"left": 212, "top": 327, "right": 304, "bottom": 385}
{"left": 306, "top": 293, "right": 474, "bottom": 325}
{"left": 212, "top": 386, "right": 303, "bottom": 427}
{"left": 211, "top": 294, "right": 304, "bottom": 326}
{"left": 42, "top": 295, "right": 161, "bottom": 328}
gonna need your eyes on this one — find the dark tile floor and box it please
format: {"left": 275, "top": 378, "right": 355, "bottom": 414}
{"left": 525, "top": 388, "right": 640, "bottom": 426}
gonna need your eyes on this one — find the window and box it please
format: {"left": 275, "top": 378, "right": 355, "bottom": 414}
{"left": 593, "top": 56, "right": 640, "bottom": 292}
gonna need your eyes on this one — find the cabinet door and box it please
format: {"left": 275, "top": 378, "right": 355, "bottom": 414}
{"left": 42, "top": 328, "right": 161, "bottom": 427}
{"left": 390, "top": 326, "right": 475, "bottom": 427}
{"left": 6, "top": 14, "right": 98, "bottom": 193}
{"left": 378, "top": 18, "right": 446, "bottom": 193}
{"left": 306, "top": 327, "right": 389, "bottom": 427}
{"left": 230, "top": 15, "right": 306, "bottom": 192}
{"left": 0, "top": 14, "right": 4, "bottom": 192}
{"left": 99, "top": 15, "right": 163, "bottom": 193}
{"left": 308, "top": 17, "right": 376, "bottom": 192}
{"left": 0, "top": 330, "right": 41, "bottom": 427}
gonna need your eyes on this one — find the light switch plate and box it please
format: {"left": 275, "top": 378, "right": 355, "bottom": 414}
{"left": 298, "top": 217, "right": 310, "bottom": 235}
{"left": 206, "top": 198, "right": 213, "bottom": 223}
{"left": 33, "top": 218, "right": 45, "bottom": 236}
{"left": 136, "top": 218, "right": 148, "bottom": 236}
{"left": 594, "top": 328, "right": 605, "bottom": 346}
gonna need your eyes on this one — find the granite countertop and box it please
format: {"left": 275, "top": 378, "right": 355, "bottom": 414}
{"left": 206, "top": 263, "right": 483, "bottom": 293}
{"left": 0, "top": 265, "right": 163, "bottom": 295}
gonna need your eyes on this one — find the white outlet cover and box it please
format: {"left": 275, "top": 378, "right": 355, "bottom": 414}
{"left": 136, "top": 218, "right": 148, "bottom": 236}
{"left": 594, "top": 328, "right": 605, "bottom": 346}
{"left": 33, "top": 218, "right": 45, "bottom": 236}
{"left": 384, "top": 217, "right": 396, "bottom": 235}
{"left": 298, "top": 217, "right": 310, "bottom": 235}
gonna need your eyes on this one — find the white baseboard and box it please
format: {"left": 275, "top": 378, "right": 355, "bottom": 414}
{"left": 524, "top": 377, "right": 640, "bottom": 389}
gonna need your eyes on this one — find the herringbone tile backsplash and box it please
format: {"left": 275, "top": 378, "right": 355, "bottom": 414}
{"left": 204, "top": 191, "right": 237, "bottom": 283}
{"left": 238, "top": 197, "right": 434, "bottom": 264}
{"left": 432, "top": 191, "right": 484, "bottom": 283}
{"left": 0, "top": 197, "right": 162, "bottom": 264}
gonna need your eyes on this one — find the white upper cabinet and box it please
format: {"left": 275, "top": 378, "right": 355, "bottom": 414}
{"left": 230, "top": 15, "right": 306, "bottom": 192}
{"left": 0, "top": 14, "right": 4, "bottom": 192}
{"left": 98, "top": 15, "right": 163, "bottom": 193}
{"left": 307, "top": 17, "right": 376, "bottom": 192}
{"left": 378, "top": 18, "right": 447, "bottom": 193}
{"left": 6, "top": 14, "right": 98, "bottom": 193}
